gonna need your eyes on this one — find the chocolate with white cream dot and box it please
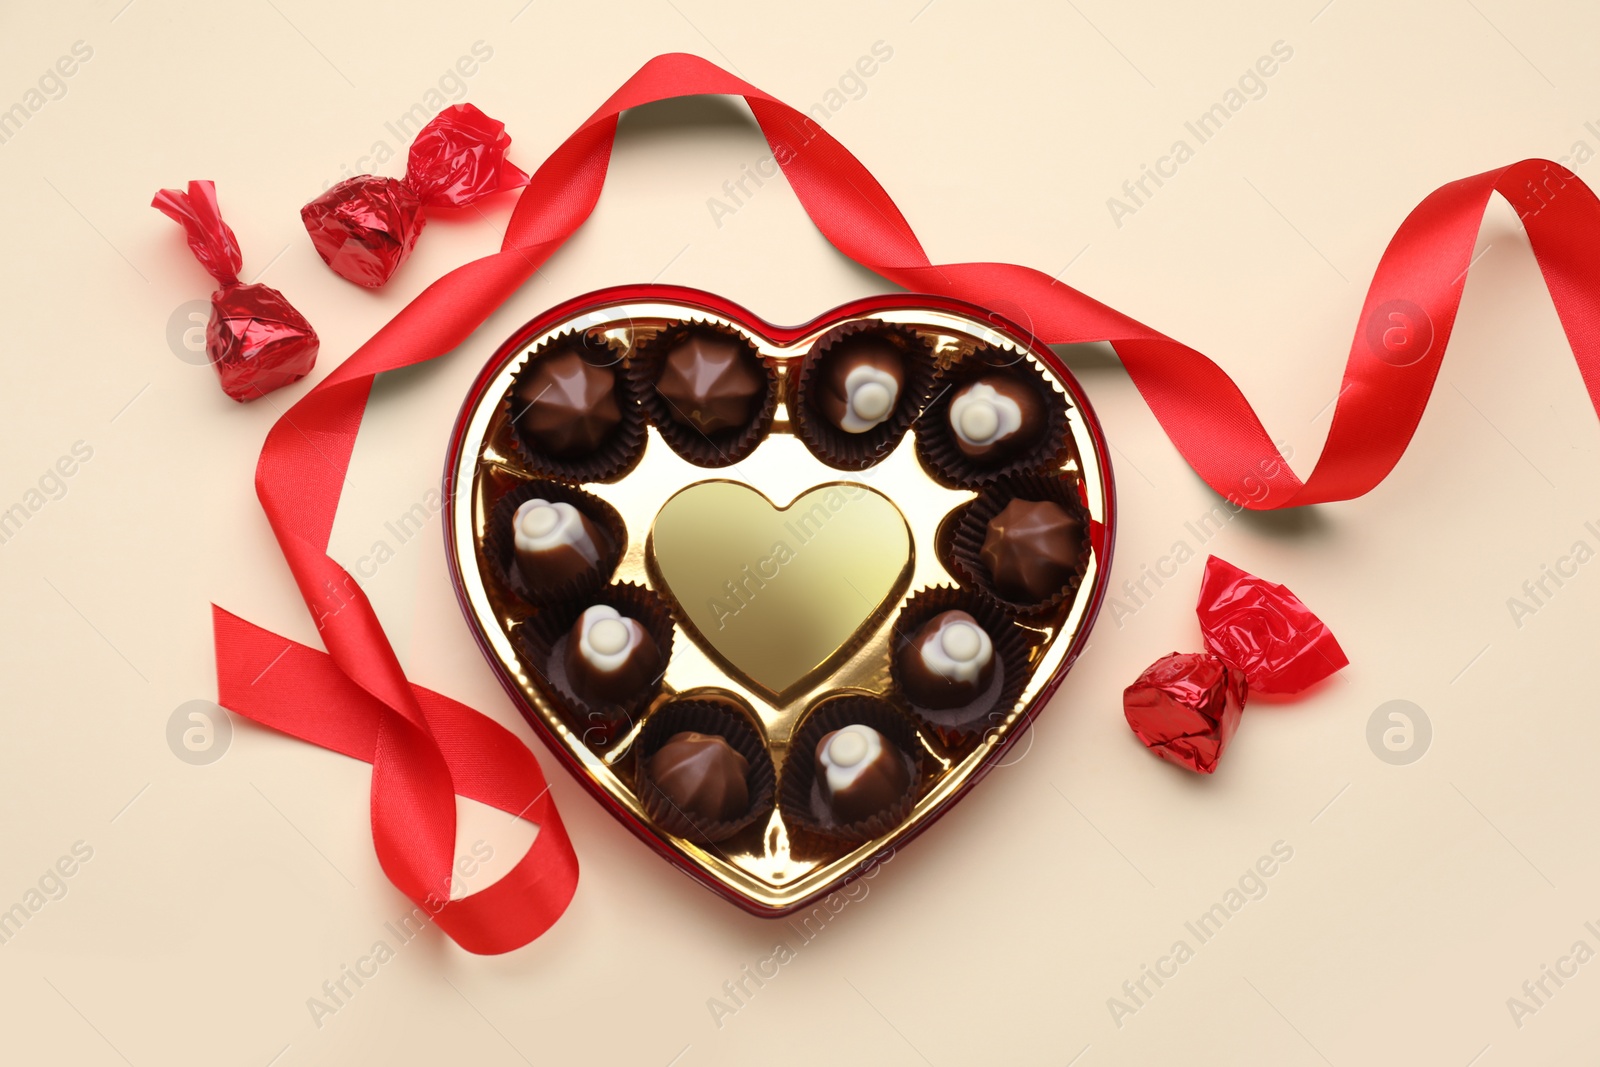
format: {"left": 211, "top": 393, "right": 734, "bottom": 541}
{"left": 563, "top": 604, "right": 663, "bottom": 704}
{"left": 947, "top": 375, "right": 1044, "bottom": 463}
{"left": 816, "top": 336, "right": 906, "bottom": 434}
{"left": 815, "top": 723, "right": 910, "bottom": 824}
{"left": 512, "top": 499, "right": 605, "bottom": 589}
{"left": 897, "top": 610, "right": 995, "bottom": 709}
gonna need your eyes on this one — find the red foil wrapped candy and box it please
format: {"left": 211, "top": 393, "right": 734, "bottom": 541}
{"left": 301, "top": 104, "right": 530, "bottom": 287}
{"left": 1123, "top": 556, "right": 1347, "bottom": 774}
{"left": 152, "top": 180, "right": 319, "bottom": 402}
{"left": 1124, "top": 652, "right": 1247, "bottom": 775}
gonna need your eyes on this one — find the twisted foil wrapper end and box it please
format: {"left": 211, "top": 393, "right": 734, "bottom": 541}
{"left": 405, "top": 102, "right": 529, "bottom": 207}
{"left": 1196, "top": 555, "right": 1348, "bottom": 695}
{"left": 151, "top": 180, "right": 242, "bottom": 287}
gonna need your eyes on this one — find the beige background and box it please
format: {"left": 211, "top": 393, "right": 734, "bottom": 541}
{"left": 2, "top": 0, "right": 1596, "bottom": 1063}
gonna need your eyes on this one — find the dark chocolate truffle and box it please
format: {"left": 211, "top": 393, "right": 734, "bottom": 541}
{"left": 512, "top": 499, "right": 605, "bottom": 589}
{"left": 515, "top": 348, "right": 621, "bottom": 458}
{"left": 897, "top": 610, "right": 995, "bottom": 709}
{"left": 979, "top": 499, "right": 1084, "bottom": 601}
{"left": 816, "top": 337, "right": 906, "bottom": 433}
{"left": 563, "top": 604, "right": 664, "bottom": 704}
{"left": 815, "top": 724, "right": 911, "bottom": 825}
{"left": 654, "top": 333, "right": 764, "bottom": 435}
{"left": 948, "top": 375, "right": 1044, "bottom": 462}
{"left": 647, "top": 731, "right": 750, "bottom": 823}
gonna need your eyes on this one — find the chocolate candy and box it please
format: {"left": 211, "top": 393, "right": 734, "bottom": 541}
{"left": 654, "top": 332, "right": 764, "bottom": 434}
{"left": 1123, "top": 557, "right": 1348, "bottom": 774}
{"left": 564, "top": 604, "right": 664, "bottom": 704}
{"left": 647, "top": 731, "right": 751, "bottom": 823}
{"left": 948, "top": 375, "right": 1044, "bottom": 462}
{"left": 815, "top": 724, "right": 910, "bottom": 824}
{"left": 979, "top": 499, "right": 1083, "bottom": 601}
{"left": 151, "top": 180, "right": 319, "bottom": 402}
{"left": 301, "top": 104, "right": 530, "bottom": 287}
{"left": 301, "top": 176, "right": 422, "bottom": 290}
{"left": 512, "top": 499, "right": 604, "bottom": 589}
{"left": 816, "top": 337, "right": 906, "bottom": 434}
{"left": 897, "top": 610, "right": 995, "bottom": 709}
{"left": 515, "top": 349, "right": 621, "bottom": 458}
{"left": 1123, "top": 651, "right": 1246, "bottom": 775}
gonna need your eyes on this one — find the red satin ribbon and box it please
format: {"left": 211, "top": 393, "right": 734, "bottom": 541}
{"left": 212, "top": 52, "right": 1600, "bottom": 953}
{"left": 213, "top": 609, "right": 574, "bottom": 951}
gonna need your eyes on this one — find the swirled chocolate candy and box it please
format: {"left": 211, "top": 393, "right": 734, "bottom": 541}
{"left": 815, "top": 724, "right": 910, "bottom": 824}
{"left": 979, "top": 499, "right": 1083, "bottom": 601}
{"left": 512, "top": 499, "right": 604, "bottom": 588}
{"left": 948, "top": 375, "right": 1044, "bottom": 462}
{"left": 563, "top": 604, "right": 663, "bottom": 704}
{"left": 647, "top": 731, "right": 750, "bottom": 822}
{"left": 515, "top": 348, "right": 621, "bottom": 457}
{"left": 816, "top": 337, "right": 906, "bottom": 433}
{"left": 897, "top": 610, "right": 995, "bottom": 709}
{"left": 655, "top": 333, "right": 764, "bottom": 434}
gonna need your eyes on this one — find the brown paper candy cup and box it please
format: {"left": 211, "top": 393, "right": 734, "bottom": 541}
{"left": 780, "top": 695, "right": 922, "bottom": 845}
{"left": 518, "top": 582, "right": 676, "bottom": 747}
{"left": 914, "top": 345, "right": 1072, "bottom": 488}
{"left": 791, "top": 320, "right": 936, "bottom": 471}
{"left": 482, "top": 480, "right": 628, "bottom": 608}
{"left": 887, "top": 586, "right": 1033, "bottom": 746}
{"left": 635, "top": 697, "right": 777, "bottom": 845}
{"left": 627, "top": 320, "right": 778, "bottom": 467}
{"left": 949, "top": 473, "right": 1092, "bottom": 619}
{"left": 505, "top": 328, "right": 646, "bottom": 483}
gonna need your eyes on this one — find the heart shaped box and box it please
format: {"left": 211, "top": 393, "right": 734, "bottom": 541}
{"left": 443, "top": 286, "right": 1116, "bottom": 916}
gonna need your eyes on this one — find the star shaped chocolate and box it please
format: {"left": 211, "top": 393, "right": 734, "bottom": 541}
{"left": 979, "top": 499, "right": 1084, "bottom": 601}
{"left": 654, "top": 333, "right": 764, "bottom": 435}
{"left": 648, "top": 732, "right": 751, "bottom": 823}
{"left": 514, "top": 348, "right": 621, "bottom": 457}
